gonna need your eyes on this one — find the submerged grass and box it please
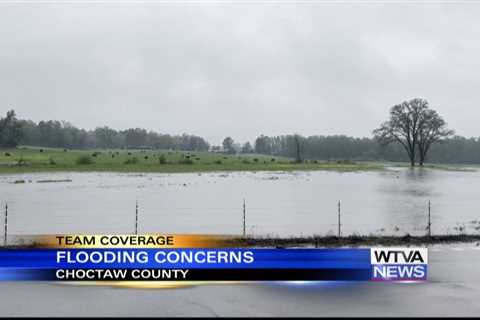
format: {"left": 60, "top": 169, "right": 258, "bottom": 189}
{"left": 386, "top": 161, "right": 479, "bottom": 172}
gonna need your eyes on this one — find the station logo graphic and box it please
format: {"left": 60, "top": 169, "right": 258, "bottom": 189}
{"left": 371, "top": 248, "right": 428, "bottom": 281}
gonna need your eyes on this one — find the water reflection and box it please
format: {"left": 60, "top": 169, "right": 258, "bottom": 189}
{"left": 0, "top": 168, "right": 479, "bottom": 237}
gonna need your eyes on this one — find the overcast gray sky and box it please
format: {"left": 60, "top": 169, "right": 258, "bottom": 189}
{"left": 1, "top": 1, "right": 479, "bottom": 145}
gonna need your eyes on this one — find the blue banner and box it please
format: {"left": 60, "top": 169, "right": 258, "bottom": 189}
{"left": 0, "top": 248, "right": 370, "bottom": 269}
{"left": 0, "top": 248, "right": 427, "bottom": 282}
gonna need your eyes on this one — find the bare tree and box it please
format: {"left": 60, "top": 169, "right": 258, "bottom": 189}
{"left": 294, "top": 134, "right": 302, "bottom": 163}
{"left": 373, "top": 98, "right": 430, "bottom": 167}
{"left": 417, "top": 109, "right": 454, "bottom": 165}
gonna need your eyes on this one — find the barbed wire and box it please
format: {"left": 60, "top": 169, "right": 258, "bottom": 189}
{"left": 1, "top": 198, "right": 479, "bottom": 239}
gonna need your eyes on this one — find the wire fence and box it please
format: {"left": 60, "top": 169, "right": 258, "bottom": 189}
{"left": 2, "top": 197, "right": 480, "bottom": 246}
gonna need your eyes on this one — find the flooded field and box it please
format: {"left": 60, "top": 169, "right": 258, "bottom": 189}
{"left": 0, "top": 167, "right": 479, "bottom": 238}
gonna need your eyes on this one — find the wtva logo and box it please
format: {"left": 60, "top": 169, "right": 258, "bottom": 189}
{"left": 370, "top": 248, "right": 428, "bottom": 281}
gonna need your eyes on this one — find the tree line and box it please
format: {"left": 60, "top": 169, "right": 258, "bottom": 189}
{"left": 0, "top": 110, "right": 210, "bottom": 151}
{"left": 246, "top": 99, "right": 477, "bottom": 165}
{"left": 245, "top": 134, "right": 480, "bottom": 164}
{"left": 2, "top": 99, "right": 480, "bottom": 164}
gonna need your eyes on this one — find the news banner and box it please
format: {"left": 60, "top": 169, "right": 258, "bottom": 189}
{"left": 0, "top": 235, "right": 428, "bottom": 283}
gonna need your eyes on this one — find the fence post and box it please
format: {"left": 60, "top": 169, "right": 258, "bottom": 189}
{"left": 135, "top": 200, "right": 139, "bottom": 235}
{"left": 337, "top": 200, "right": 341, "bottom": 238}
{"left": 427, "top": 200, "right": 431, "bottom": 237}
{"left": 4, "top": 202, "right": 8, "bottom": 247}
{"left": 243, "top": 199, "right": 246, "bottom": 238}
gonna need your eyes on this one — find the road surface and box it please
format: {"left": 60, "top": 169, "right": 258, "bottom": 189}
{"left": 0, "top": 244, "right": 479, "bottom": 317}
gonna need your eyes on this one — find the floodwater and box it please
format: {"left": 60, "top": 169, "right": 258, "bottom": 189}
{"left": 0, "top": 167, "right": 479, "bottom": 238}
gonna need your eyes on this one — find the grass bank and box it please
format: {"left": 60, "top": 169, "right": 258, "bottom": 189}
{"left": 232, "top": 234, "right": 480, "bottom": 247}
{"left": 5, "top": 234, "right": 480, "bottom": 249}
{"left": 0, "top": 147, "right": 384, "bottom": 174}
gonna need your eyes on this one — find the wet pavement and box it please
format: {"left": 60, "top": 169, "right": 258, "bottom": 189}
{"left": 1, "top": 244, "right": 479, "bottom": 317}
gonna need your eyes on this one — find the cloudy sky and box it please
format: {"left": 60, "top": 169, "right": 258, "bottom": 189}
{"left": 1, "top": 1, "right": 479, "bottom": 144}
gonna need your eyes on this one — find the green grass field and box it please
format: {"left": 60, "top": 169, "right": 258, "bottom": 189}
{"left": 0, "top": 146, "right": 384, "bottom": 174}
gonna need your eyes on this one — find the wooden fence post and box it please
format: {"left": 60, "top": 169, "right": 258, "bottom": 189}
{"left": 135, "top": 200, "right": 139, "bottom": 235}
{"left": 4, "top": 202, "right": 8, "bottom": 246}
{"left": 428, "top": 200, "right": 431, "bottom": 237}
{"left": 338, "top": 200, "right": 341, "bottom": 238}
{"left": 243, "top": 199, "right": 246, "bottom": 238}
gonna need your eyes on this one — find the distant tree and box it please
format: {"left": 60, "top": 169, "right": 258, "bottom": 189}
{"left": 123, "top": 128, "right": 148, "bottom": 149}
{"left": 417, "top": 109, "right": 454, "bottom": 165}
{"left": 210, "top": 145, "right": 222, "bottom": 152}
{"left": 241, "top": 142, "right": 254, "bottom": 153}
{"left": 233, "top": 142, "right": 242, "bottom": 153}
{"left": 254, "top": 135, "right": 272, "bottom": 154}
{"left": 0, "top": 110, "right": 23, "bottom": 148}
{"left": 38, "top": 120, "right": 62, "bottom": 147}
{"left": 174, "top": 133, "right": 210, "bottom": 151}
{"left": 293, "top": 134, "right": 303, "bottom": 163}
{"left": 222, "top": 136, "right": 236, "bottom": 154}
{"left": 373, "top": 98, "right": 430, "bottom": 167}
{"left": 16, "top": 119, "right": 38, "bottom": 145}
{"left": 152, "top": 133, "right": 174, "bottom": 150}
{"left": 94, "top": 126, "right": 116, "bottom": 149}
